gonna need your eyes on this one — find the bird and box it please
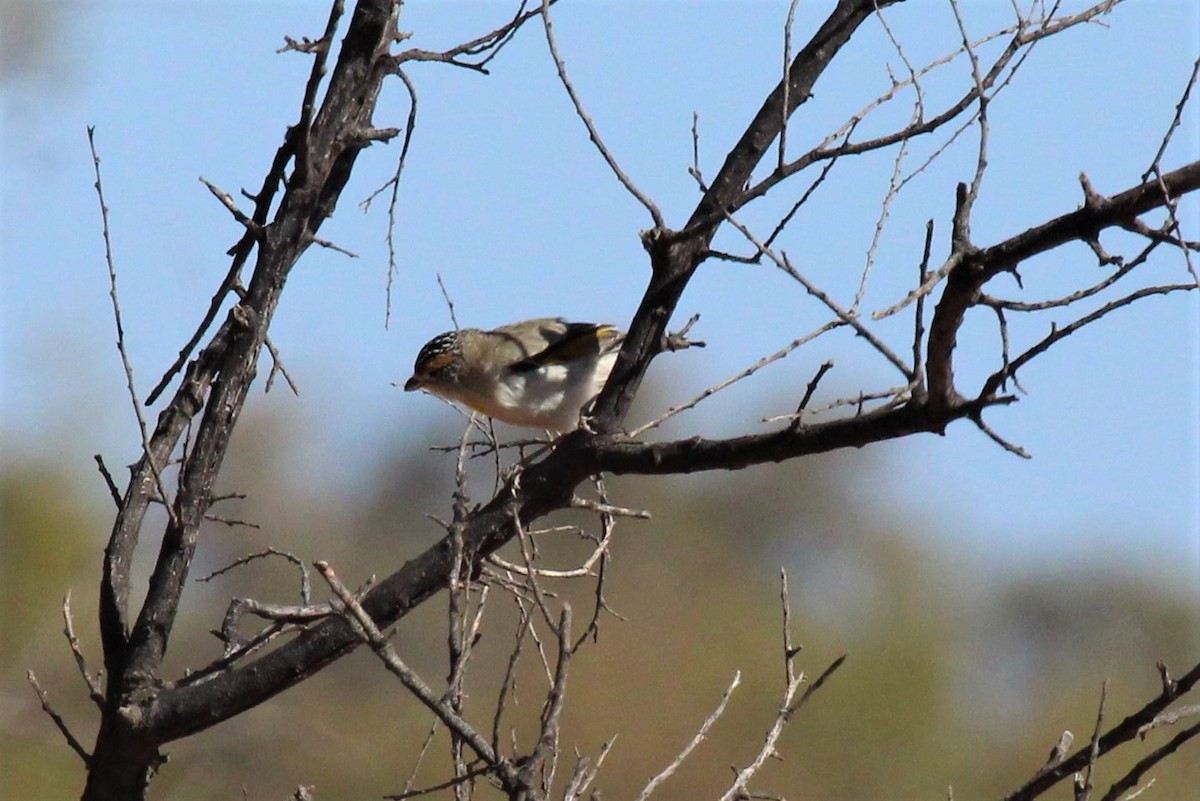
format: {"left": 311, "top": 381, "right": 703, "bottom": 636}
{"left": 404, "top": 317, "right": 624, "bottom": 432}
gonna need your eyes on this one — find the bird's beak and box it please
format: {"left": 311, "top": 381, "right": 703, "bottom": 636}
{"left": 403, "top": 375, "right": 422, "bottom": 392}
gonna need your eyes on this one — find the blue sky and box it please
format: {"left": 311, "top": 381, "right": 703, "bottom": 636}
{"left": 2, "top": 1, "right": 1198, "bottom": 592}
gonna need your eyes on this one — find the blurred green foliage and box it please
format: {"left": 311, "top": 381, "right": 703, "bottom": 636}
{"left": 2, "top": 415, "right": 1196, "bottom": 800}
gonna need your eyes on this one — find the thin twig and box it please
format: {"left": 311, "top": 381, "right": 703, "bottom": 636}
{"left": 87, "top": 127, "right": 178, "bottom": 527}
{"left": 28, "top": 671, "right": 91, "bottom": 766}
{"left": 492, "top": 597, "right": 532, "bottom": 756}
{"left": 519, "top": 604, "right": 573, "bottom": 795}
{"left": 787, "top": 360, "right": 835, "bottom": 431}
{"left": 262, "top": 331, "right": 301, "bottom": 396}
{"left": 1076, "top": 680, "right": 1108, "bottom": 801}
{"left": 386, "top": 761, "right": 496, "bottom": 800}
{"left": 63, "top": 591, "right": 104, "bottom": 707}
{"left": 636, "top": 672, "right": 742, "bottom": 801}
{"left": 1142, "top": 54, "right": 1200, "bottom": 183}
{"left": 316, "top": 562, "right": 516, "bottom": 787}
{"left": 93, "top": 454, "right": 122, "bottom": 508}
{"left": 392, "top": 720, "right": 440, "bottom": 800}
{"left": 785, "top": 653, "right": 847, "bottom": 719}
{"left": 778, "top": 0, "right": 801, "bottom": 171}
{"left": 723, "top": 208, "right": 914, "bottom": 380}
{"left": 1100, "top": 720, "right": 1200, "bottom": 801}
{"left": 196, "top": 548, "right": 312, "bottom": 604}
{"left": 981, "top": 282, "right": 1197, "bottom": 399}
{"left": 780, "top": 569, "right": 799, "bottom": 686}
{"left": 437, "top": 272, "right": 460, "bottom": 331}
{"left": 539, "top": 0, "right": 663, "bottom": 229}
{"left": 949, "top": 0, "right": 992, "bottom": 217}
{"left": 200, "top": 177, "right": 262, "bottom": 236}
{"left": 629, "top": 321, "right": 842, "bottom": 437}
{"left": 855, "top": 116, "right": 912, "bottom": 314}
{"left": 367, "top": 67, "right": 418, "bottom": 329}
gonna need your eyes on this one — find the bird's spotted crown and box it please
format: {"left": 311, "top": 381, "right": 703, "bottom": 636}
{"left": 414, "top": 330, "right": 462, "bottom": 368}
{"left": 407, "top": 329, "right": 467, "bottom": 389}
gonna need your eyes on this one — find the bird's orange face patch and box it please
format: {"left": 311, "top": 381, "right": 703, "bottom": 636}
{"left": 421, "top": 350, "right": 457, "bottom": 377}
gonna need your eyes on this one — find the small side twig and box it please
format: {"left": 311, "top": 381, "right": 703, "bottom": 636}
{"left": 787, "top": 360, "right": 835, "bottom": 431}
{"left": 636, "top": 672, "right": 741, "bottom": 801}
{"left": 87, "top": 126, "right": 178, "bottom": 527}
{"left": 63, "top": 591, "right": 104, "bottom": 707}
{"left": 196, "top": 547, "right": 312, "bottom": 604}
{"left": 628, "top": 320, "right": 842, "bottom": 437}
{"left": 539, "top": 0, "right": 663, "bottom": 229}
{"left": 1075, "top": 680, "right": 1108, "bottom": 801}
{"left": 785, "top": 653, "right": 848, "bottom": 720}
{"left": 28, "top": 671, "right": 91, "bottom": 766}
{"left": 436, "top": 272, "right": 460, "bottom": 331}
{"left": 1141, "top": 54, "right": 1200, "bottom": 183}
{"left": 391, "top": 720, "right": 441, "bottom": 800}
{"left": 200, "top": 177, "right": 263, "bottom": 238}
{"left": 1100, "top": 720, "right": 1200, "bottom": 801}
{"left": 93, "top": 454, "right": 122, "bottom": 508}
{"left": 386, "top": 762, "right": 496, "bottom": 801}
{"left": 971, "top": 413, "right": 1031, "bottom": 459}
{"left": 316, "top": 562, "right": 517, "bottom": 788}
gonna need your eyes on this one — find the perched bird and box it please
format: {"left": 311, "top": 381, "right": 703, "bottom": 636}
{"left": 404, "top": 318, "right": 624, "bottom": 432}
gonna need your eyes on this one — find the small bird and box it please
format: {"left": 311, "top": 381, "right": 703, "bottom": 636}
{"left": 404, "top": 318, "right": 624, "bottom": 432}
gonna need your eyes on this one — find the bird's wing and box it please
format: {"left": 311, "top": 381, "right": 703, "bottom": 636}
{"left": 507, "top": 321, "right": 622, "bottom": 373}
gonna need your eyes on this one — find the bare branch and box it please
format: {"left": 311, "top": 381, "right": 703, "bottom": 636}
{"left": 316, "top": 561, "right": 518, "bottom": 789}
{"left": 719, "top": 671, "right": 803, "bottom": 801}
{"left": 362, "top": 67, "right": 418, "bottom": 329}
{"left": 979, "top": 239, "right": 1159, "bottom": 313}
{"left": 778, "top": 0, "right": 802, "bottom": 171}
{"left": 732, "top": 2, "right": 1120, "bottom": 222}
{"left": 723, "top": 210, "right": 915, "bottom": 381}
{"left": 28, "top": 671, "right": 91, "bottom": 766}
{"left": 1101, "top": 720, "right": 1200, "bottom": 801}
{"left": 564, "top": 738, "right": 616, "bottom": 801}
{"left": 196, "top": 548, "right": 312, "bottom": 604}
{"left": 199, "top": 177, "right": 263, "bottom": 238}
{"left": 390, "top": 720, "right": 440, "bottom": 800}
{"left": 1142, "top": 54, "right": 1200, "bottom": 182}
{"left": 292, "top": 0, "right": 345, "bottom": 186}
{"left": 1075, "top": 681, "right": 1108, "bottom": 801}
{"left": 787, "top": 359, "right": 835, "bottom": 431}
{"left": 971, "top": 414, "right": 1031, "bottom": 459}
{"left": 386, "top": 761, "right": 496, "bottom": 801}
{"left": 628, "top": 321, "right": 842, "bottom": 438}
{"left": 785, "top": 653, "right": 847, "bottom": 720}
{"left": 261, "top": 331, "right": 301, "bottom": 396}
{"left": 1138, "top": 704, "right": 1200, "bottom": 738}
{"left": 88, "top": 127, "right": 178, "bottom": 528}
{"left": 63, "top": 592, "right": 104, "bottom": 707}
{"left": 93, "top": 454, "right": 122, "bottom": 509}
{"left": 981, "top": 282, "right": 1196, "bottom": 400}
{"left": 1003, "top": 661, "right": 1200, "bottom": 801}
{"left": 392, "top": 0, "right": 547, "bottom": 74}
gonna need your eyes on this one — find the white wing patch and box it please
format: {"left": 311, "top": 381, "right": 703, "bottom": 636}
{"left": 493, "top": 350, "right": 617, "bottom": 430}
